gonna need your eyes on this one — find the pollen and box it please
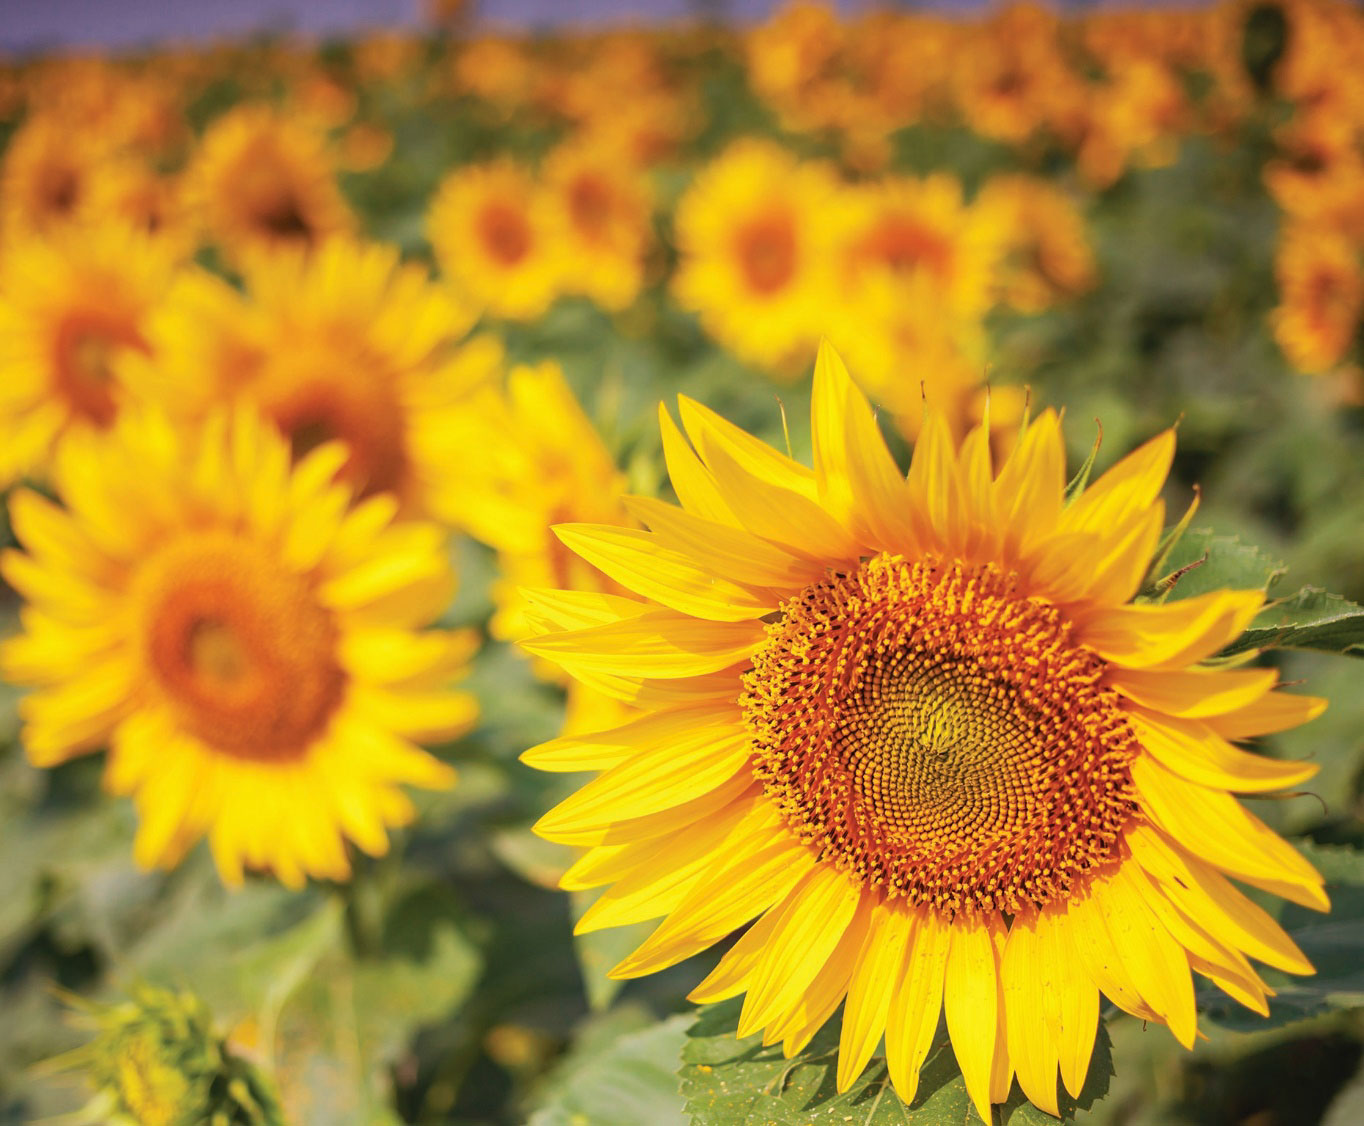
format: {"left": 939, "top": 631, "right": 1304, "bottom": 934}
{"left": 742, "top": 553, "right": 1138, "bottom": 919}
{"left": 135, "top": 532, "right": 345, "bottom": 760}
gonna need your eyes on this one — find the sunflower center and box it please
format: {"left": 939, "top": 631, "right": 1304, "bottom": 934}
{"left": 866, "top": 216, "right": 952, "bottom": 279}
{"left": 238, "top": 149, "right": 314, "bottom": 242}
{"left": 741, "top": 553, "right": 1138, "bottom": 918}
{"left": 478, "top": 201, "right": 531, "bottom": 265}
{"left": 568, "top": 173, "right": 614, "bottom": 241}
{"left": 136, "top": 532, "right": 345, "bottom": 760}
{"left": 735, "top": 213, "right": 797, "bottom": 295}
{"left": 53, "top": 310, "right": 146, "bottom": 427}
{"left": 260, "top": 349, "right": 410, "bottom": 500}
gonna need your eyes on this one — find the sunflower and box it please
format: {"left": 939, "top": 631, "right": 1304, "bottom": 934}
{"left": 2, "top": 408, "right": 476, "bottom": 888}
{"left": 839, "top": 174, "right": 1003, "bottom": 322}
{"left": 187, "top": 104, "right": 354, "bottom": 265}
{"left": 976, "top": 174, "right": 1097, "bottom": 313}
{"left": 671, "top": 139, "right": 849, "bottom": 373}
{"left": 0, "top": 113, "right": 108, "bottom": 240}
{"left": 1271, "top": 221, "right": 1363, "bottom": 373}
{"left": 125, "top": 238, "right": 492, "bottom": 514}
{"left": 0, "top": 222, "right": 176, "bottom": 487}
{"left": 432, "top": 359, "right": 636, "bottom": 734}
{"left": 522, "top": 344, "right": 1327, "bottom": 1121}
{"left": 542, "top": 140, "right": 655, "bottom": 313}
{"left": 88, "top": 160, "right": 199, "bottom": 259}
{"left": 427, "top": 160, "right": 564, "bottom": 322}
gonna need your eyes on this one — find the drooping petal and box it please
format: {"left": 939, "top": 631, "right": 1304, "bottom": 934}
{"left": 944, "top": 914, "right": 1003, "bottom": 1124}
{"left": 885, "top": 906, "right": 949, "bottom": 1106}
{"left": 837, "top": 899, "right": 913, "bottom": 1093}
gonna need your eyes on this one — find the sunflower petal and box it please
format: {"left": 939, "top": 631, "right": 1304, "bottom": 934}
{"left": 1081, "top": 590, "right": 1264, "bottom": 668}
{"left": 944, "top": 915, "right": 1002, "bottom": 1124}
{"left": 1130, "top": 709, "right": 1318, "bottom": 793}
{"left": 554, "top": 524, "right": 776, "bottom": 621}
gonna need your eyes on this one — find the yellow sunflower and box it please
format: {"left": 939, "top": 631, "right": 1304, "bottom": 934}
{"left": 838, "top": 174, "right": 1002, "bottom": 323}
{"left": 0, "top": 222, "right": 176, "bottom": 486}
{"left": 1271, "top": 221, "right": 1363, "bottom": 374}
{"left": 542, "top": 140, "right": 655, "bottom": 313}
{"left": 0, "top": 113, "right": 117, "bottom": 242}
{"left": 427, "top": 160, "right": 563, "bottom": 322}
{"left": 671, "top": 139, "right": 849, "bottom": 373}
{"left": 522, "top": 344, "right": 1327, "bottom": 1121}
{"left": 976, "top": 174, "right": 1098, "bottom": 313}
{"left": 187, "top": 104, "right": 354, "bottom": 265}
{"left": 125, "top": 238, "right": 492, "bottom": 514}
{"left": 2, "top": 408, "right": 476, "bottom": 888}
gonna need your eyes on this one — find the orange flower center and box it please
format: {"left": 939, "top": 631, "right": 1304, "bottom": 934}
{"left": 863, "top": 214, "right": 952, "bottom": 279}
{"left": 53, "top": 308, "right": 147, "bottom": 427}
{"left": 236, "top": 148, "right": 314, "bottom": 242}
{"left": 742, "top": 554, "right": 1138, "bottom": 918}
{"left": 734, "top": 212, "right": 797, "bottom": 295}
{"left": 136, "top": 532, "right": 345, "bottom": 760}
{"left": 568, "top": 172, "right": 615, "bottom": 241}
{"left": 478, "top": 200, "right": 532, "bottom": 265}
{"left": 258, "top": 347, "right": 410, "bottom": 500}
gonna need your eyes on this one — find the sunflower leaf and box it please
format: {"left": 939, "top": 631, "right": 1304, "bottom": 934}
{"left": 1153, "top": 529, "right": 1286, "bottom": 602}
{"left": 679, "top": 997, "right": 1113, "bottom": 1124}
{"left": 1223, "top": 587, "right": 1364, "bottom": 657}
{"left": 569, "top": 889, "right": 658, "bottom": 1011}
{"left": 526, "top": 1006, "right": 690, "bottom": 1125}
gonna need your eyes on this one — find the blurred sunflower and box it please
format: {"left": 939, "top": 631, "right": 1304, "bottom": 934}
{"left": 840, "top": 173, "right": 1002, "bottom": 321}
{"left": 523, "top": 345, "right": 1326, "bottom": 1121}
{"left": 126, "top": 239, "right": 493, "bottom": 513}
{"left": 977, "top": 174, "right": 1097, "bottom": 313}
{"left": 542, "top": 140, "right": 655, "bottom": 312}
{"left": 0, "top": 113, "right": 107, "bottom": 239}
{"left": 672, "top": 139, "right": 848, "bottom": 372}
{"left": 239, "top": 239, "right": 486, "bottom": 507}
{"left": 2, "top": 409, "right": 477, "bottom": 888}
{"left": 0, "top": 223, "right": 175, "bottom": 486}
{"left": 88, "top": 160, "right": 199, "bottom": 259}
{"left": 1271, "top": 221, "right": 1363, "bottom": 373}
{"left": 188, "top": 104, "right": 354, "bottom": 264}
{"left": 427, "top": 160, "right": 563, "bottom": 321}
{"left": 433, "top": 360, "right": 636, "bottom": 734}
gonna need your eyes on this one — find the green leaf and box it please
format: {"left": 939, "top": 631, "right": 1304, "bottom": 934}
{"left": 1156, "top": 529, "right": 1286, "bottom": 601}
{"left": 1153, "top": 530, "right": 1364, "bottom": 656}
{"left": 1224, "top": 587, "right": 1364, "bottom": 657}
{"left": 569, "top": 889, "right": 656, "bottom": 1012}
{"left": 1201, "top": 843, "right": 1364, "bottom": 1031}
{"left": 527, "top": 1005, "right": 690, "bottom": 1126}
{"left": 679, "top": 997, "right": 1113, "bottom": 1125}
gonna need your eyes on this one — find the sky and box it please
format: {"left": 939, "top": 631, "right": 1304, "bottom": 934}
{"left": 0, "top": 0, "right": 898, "bottom": 54}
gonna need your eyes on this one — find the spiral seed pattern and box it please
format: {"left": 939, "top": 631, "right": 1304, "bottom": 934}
{"left": 741, "top": 553, "right": 1138, "bottom": 918}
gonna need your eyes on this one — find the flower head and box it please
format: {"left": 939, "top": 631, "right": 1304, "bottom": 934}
{"left": 522, "top": 344, "right": 1326, "bottom": 1121}
{"left": 188, "top": 105, "right": 354, "bottom": 265}
{"left": 672, "top": 139, "right": 849, "bottom": 373}
{"left": 3, "top": 408, "right": 477, "bottom": 887}
{"left": 49, "top": 983, "right": 284, "bottom": 1126}
{"left": 0, "top": 221, "right": 176, "bottom": 485}
{"left": 427, "top": 159, "right": 563, "bottom": 321}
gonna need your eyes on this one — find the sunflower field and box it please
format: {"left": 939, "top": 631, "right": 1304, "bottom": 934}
{"left": 3, "top": 1, "right": 1364, "bottom": 1123}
